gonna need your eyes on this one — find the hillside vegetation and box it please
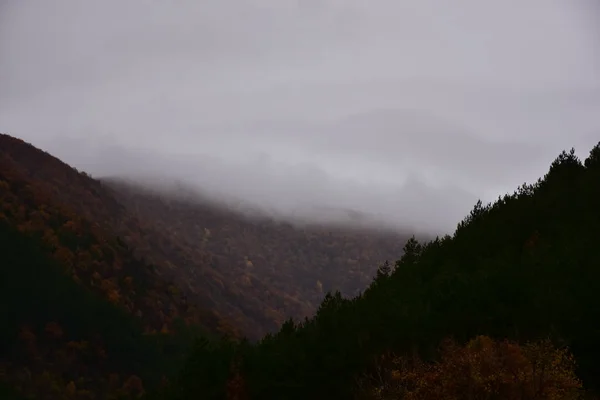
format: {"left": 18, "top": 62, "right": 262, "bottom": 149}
{"left": 0, "top": 133, "right": 408, "bottom": 398}
{"left": 2, "top": 133, "right": 600, "bottom": 399}
{"left": 0, "top": 220, "right": 205, "bottom": 398}
{"left": 0, "top": 133, "right": 410, "bottom": 339}
{"left": 0, "top": 135, "right": 234, "bottom": 398}
{"left": 158, "top": 142, "right": 600, "bottom": 399}
{"left": 0, "top": 135, "right": 235, "bottom": 337}
{"left": 103, "top": 178, "right": 410, "bottom": 338}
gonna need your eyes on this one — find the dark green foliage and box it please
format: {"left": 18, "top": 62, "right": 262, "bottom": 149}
{"left": 0, "top": 383, "right": 26, "bottom": 400}
{"left": 165, "top": 142, "right": 600, "bottom": 399}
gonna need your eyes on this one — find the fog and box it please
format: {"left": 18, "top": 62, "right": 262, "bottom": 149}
{"left": 1, "top": 0, "right": 599, "bottom": 233}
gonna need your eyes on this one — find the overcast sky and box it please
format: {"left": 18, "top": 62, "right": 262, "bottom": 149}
{"left": 1, "top": 0, "right": 600, "bottom": 233}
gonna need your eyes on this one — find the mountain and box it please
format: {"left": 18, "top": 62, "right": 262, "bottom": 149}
{"left": 99, "top": 177, "right": 412, "bottom": 338}
{"left": 0, "top": 135, "right": 234, "bottom": 398}
{"left": 6, "top": 132, "right": 599, "bottom": 399}
{"left": 0, "top": 134, "right": 412, "bottom": 339}
{"left": 162, "top": 142, "right": 600, "bottom": 399}
{"left": 0, "top": 134, "right": 236, "bottom": 331}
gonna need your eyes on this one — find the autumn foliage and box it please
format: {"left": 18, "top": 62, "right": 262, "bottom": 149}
{"left": 103, "top": 178, "right": 411, "bottom": 339}
{"left": 358, "top": 336, "right": 582, "bottom": 400}
{"left": 0, "top": 135, "right": 223, "bottom": 398}
{"left": 0, "top": 136, "right": 225, "bottom": 337}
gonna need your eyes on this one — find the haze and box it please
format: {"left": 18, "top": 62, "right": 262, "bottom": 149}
{"left": 1, "top": 0, "right": 600, "bottom": 233}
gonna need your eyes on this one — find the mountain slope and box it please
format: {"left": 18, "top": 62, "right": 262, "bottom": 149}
{"left": 1, "top": 221, "right": 170, "bottom": 398}
{"left": 0, "top": 134, "right": 236, "bottom": 337}
{"left": 1, "top": 134, "right": 249, "bottom": 398}
{"left": 166, "top": 142, "right": 600, "bottom": 399}
{"left": 101, "top": 177, "right": 411, "bottom": 338}
{"left": 0, "top": 133, "right": 412, "bottom": 340}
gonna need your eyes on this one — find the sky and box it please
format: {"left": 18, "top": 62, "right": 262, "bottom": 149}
{"left": 1, "top": 0, "right": 600, "bottom": 233}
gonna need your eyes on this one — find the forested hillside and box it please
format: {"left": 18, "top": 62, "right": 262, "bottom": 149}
{"left": 156, "top": 142, "right": 600, "bottom": 399}
{"left": 103, "top": 178, "right": 410, "bottom": 338}
{"left": 0, "top": 135, "right": 235, "bottom": 398}
{"left": 0, "top": 135, "right": 236, "bottom": 337}
{"left": 0, "top": 133, "right": 410, "bottom": 339}
{"left": 0, "top": 220, "right": 207, "bottom": 398}
{"left": 2, "top": 133, "right": 600, "bottom": 399}
{"left": 0, "top": 133, "right": 409, "bottom": 398}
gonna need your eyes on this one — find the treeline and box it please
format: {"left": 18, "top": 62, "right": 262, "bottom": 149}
{"left": 154, "top": 143, "right": 600, "bottom": 399}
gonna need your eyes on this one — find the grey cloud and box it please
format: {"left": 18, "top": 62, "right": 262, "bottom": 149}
{"left": 1, "top": 0, "right": 599, "bottom": 235}
{"left": 38, "top": 137, "right": 478, "bottom": 233}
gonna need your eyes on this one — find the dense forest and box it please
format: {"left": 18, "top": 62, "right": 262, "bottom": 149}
{"left": 1, "top": 133, "right": 600, "bottom": 399}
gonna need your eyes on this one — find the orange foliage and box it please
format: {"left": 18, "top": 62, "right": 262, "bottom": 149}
{"left": 360, "top": 336, "right": 582, "bottom": 400}
{"left": 104, "top": 179, "right": 411, "bottom": 338}
{"left": 44, "top": 322, "right": 64, "bottom": 339}
{"left": 0, "top": 143, "right": 210, "bottom": 333}
{"left": 65, "top": 380, "right": 76, "bottom": 396}
{"left": 54, "top": 247, "right": 74, "bottom": 272}
{"left": 122, "top": 375, "right": 145, "bottom": 397}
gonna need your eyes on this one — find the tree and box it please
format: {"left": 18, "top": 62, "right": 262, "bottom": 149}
{"left": 584, "top": 142, "right": 600, "bottom": 169}
{"left": 396, "top": 236, "right": 422, "bottom": 268}
{"left": 375, "top": 260, "right": 391, "bottom": 282}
